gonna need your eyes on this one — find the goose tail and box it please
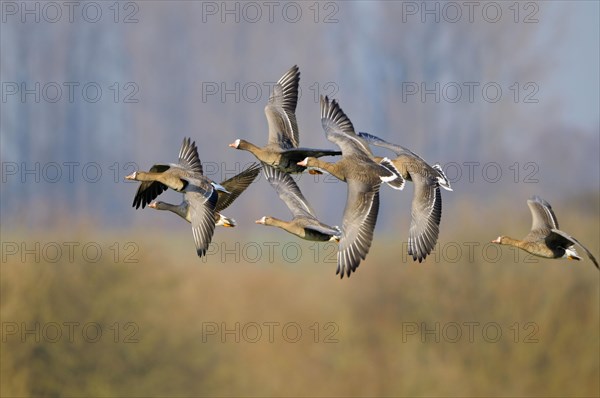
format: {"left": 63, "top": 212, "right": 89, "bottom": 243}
{"left": 380, "top": 157, "right": 405, "bottom": 190}
{"left": 216, "top": 213, "right": 237, "bottom": 227}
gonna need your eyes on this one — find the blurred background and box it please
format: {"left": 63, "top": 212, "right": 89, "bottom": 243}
{"left": 1, "top": 1, "right": 598, "bottom": 396}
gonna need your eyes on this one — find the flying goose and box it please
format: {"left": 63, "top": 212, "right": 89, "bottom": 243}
{"left": 148, "top": 163, "right": 262, "bottom": 227}
{"left": 297, "top": 96, "right": 402, "bottom": 278}
{"left": 126, "top": 138, "right": 228, "bottom": 256}
{"left": 357, "top": 132, "right": 452, "bottom": 263}
{"left": 492, "top": 196, "right": 598, "bottom": 269}
{"left": 229, "top": 65, "right": 341, "bottom": 173}
{"left": 255, "top": 165, "right": 341, "bottom": 242}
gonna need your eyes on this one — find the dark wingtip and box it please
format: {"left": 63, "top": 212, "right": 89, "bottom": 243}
{"left": 133, "top": 198, "right": 141, "bottom": 209}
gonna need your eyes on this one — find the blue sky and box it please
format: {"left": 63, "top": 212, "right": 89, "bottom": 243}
{"left": 553, "top": 2, "right": 599, "bottom": 131}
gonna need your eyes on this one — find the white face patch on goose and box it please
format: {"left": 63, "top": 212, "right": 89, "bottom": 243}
{"left": 125, "top": 171, "right": 138, "bottom": 180}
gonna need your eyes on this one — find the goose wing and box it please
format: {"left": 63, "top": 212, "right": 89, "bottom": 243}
{"left": 132, "top": 164, "right": 171, "bottom": 209}
{"left": 337, "top": 180, "right": 380, "bottom": 278}
{"left": 528, "top": 196, "right": 559, "bottom": 230}
{"left": 263, "top": 164, "right": 316, "bottom": 218}
{"left": 215, "top": 163, "right": 261, "bottom": 213}
{"left": 304, "top": 224, "right": 342, "bottom": 238}
{"left": 280, "top": 147, "right": 342, "bottom": 160}
{"left": 320, "top": 95, "right": 373, "bottom": 158}
{"left": 525, "top": 196, "right": 559, "bottom": 241}
{"left": 265, "top": 65, "right": 300, "bottom": 150}
{"left": 187, "top": 189, "right": 218, "bottom": 257}
{"left": 550, "top": 229, "right": 599, "bottom": 269}
{"left": 178, "top": 138, "right": 203, "bottom": 174}
{"left": 407, "top": 175, "right": 442, "bottom": 262}
{"left": 357, "top": 132, "right": 403, "bottom": 156}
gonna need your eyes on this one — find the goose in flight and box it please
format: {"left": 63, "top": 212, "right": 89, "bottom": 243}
{"left": 149, "top": 163, "right": 261, "bottom": 227}
{"left": 357, "top": 132, "right": 452, "bottom": 262}
{"left": 492, "top": 196, "right": 598, "bottom": 269}
{"left": 298, "top": 96, "right": 402, "bottom": 278}
{"left": 126, "top": 138, "right": 229, "bottom": 257}
{"left": 256, "top": 164, "right": 341, "bottom": 242}
{"left": 229, "top": 65, "right": 341, "bottom": 173}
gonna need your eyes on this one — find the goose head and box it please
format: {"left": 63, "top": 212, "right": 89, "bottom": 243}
{"left": 228, "top": 139, "right": 242, "bottom": 149}
{"left": 255, "top": 216, "right": 270, "bottom": 225}
{"left": 297, "top": 157, "right": 309, "bottom": 167}
{"left": 491, "top": 236, "right": 505, "bottom": 244}
{"left": 148, "top": 201, "right": 165, "bottom": 210}
{"left": 297, "top": 157, "right": 324, "bottom": 174}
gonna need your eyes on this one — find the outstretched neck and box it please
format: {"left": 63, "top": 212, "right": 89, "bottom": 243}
{"left": 238, "top": 140, "right": 261, "bottom": 155}
{"left": 265, "top": 217, "right": 290, "bottom": 230}
{"left": 135, "top": 171, "right": 164, "bottom": 181}
{"left": 308, "top": 159, "right": 345, "bottom": 181}
{"left": 157, "top": 202, "right": 190, "bottom": 222}
{"left": 499, "top": 236, "right": 528, "bottom": 250}
{"left": 265, "top": 217, "right": 306, "bottom": 239}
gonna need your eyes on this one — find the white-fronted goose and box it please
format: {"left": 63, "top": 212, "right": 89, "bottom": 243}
{"left": 229, "top": 65, "right": 341, "bottom": 173}
{"left": 357, "top": 132, "right": 452, "bottom": 263}
{"left": 297, "top": 96, "right": 402, "bottom": 278}
{"left": 492, "top": 196, "right": 598, "bottom": 269}
{"left": 148, "top": 163, "right": 262, "bottom": 227}
{"left": 255, "top": 165, "right": 341, "bottom": 241}
{"left": 126, "top": 138, "right": 228, "bottom": 256}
